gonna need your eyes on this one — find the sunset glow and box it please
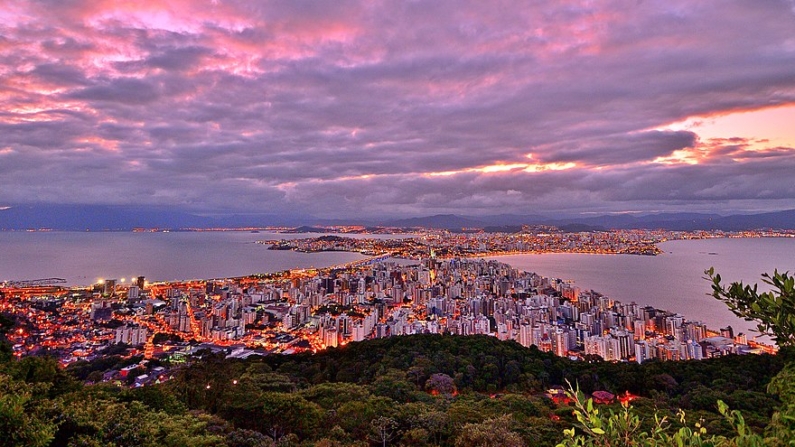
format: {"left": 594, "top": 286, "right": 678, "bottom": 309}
{"left": 660, "top": 105, "right": 795, "bottom": 151}
{"left": 0, "top": 0, "right": 793, "bottom": 218}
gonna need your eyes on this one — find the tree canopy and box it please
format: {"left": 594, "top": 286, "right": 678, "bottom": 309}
{"left": 707, "top": 268, "right": 795, "bottom": 347}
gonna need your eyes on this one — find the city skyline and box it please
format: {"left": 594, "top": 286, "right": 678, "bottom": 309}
{"left": 2, "top": 1, "right": 795, "bottom": 219}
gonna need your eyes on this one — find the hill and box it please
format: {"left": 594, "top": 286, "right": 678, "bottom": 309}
{"left": 3, "top": 204, "right": 794, "bottom": 231}
{"left": 0, "top": 204, "right": 312, "bottom": 230}
{"left": 382, "top": 214, "right": 489, "bottom": 229}
{"left": 0, "top": 327, "right": 788, "bottom": 447}
{"left": 382, "top": 210, "right": 795, "bottom": 231}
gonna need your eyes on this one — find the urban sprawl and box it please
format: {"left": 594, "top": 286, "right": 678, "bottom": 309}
{"left": 1, "top": 228, "right": 787, "bottom": 386}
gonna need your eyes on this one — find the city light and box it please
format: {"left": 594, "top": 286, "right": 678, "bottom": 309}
{"left": 0, "top": 228, "right": 781, "bottom": 375}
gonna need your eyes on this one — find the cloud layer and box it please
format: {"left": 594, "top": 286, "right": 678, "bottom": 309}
{"left": 2, "top": 0, "right": 795, "bottom": 218}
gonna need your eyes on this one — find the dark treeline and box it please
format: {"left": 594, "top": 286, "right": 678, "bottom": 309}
{"left": 261, "top": 334, "right": 782, "bottom": 400}
{"left": 2, "top": 314, "right": 787, "bottom": 447}
{"left": 174, "top": 334, "right": 784, "bottom": 442}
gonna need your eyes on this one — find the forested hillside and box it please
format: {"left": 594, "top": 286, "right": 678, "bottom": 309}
{"left": 0, "top": 326, "right": 787, "bottom": 446}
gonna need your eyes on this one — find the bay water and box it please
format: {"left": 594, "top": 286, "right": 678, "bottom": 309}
{"left": 0, "top": 231, "right": 376, "bottom": 285}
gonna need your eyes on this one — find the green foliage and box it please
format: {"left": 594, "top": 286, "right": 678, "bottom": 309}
{"left": 67, "top": 355, "right": 125, "bottom": 380}
{"left": 762, "top": 360, "right": 795, "bottom": 447}
{"left": 0, "top": 313, "right": 14, "bottom": 363}
{"left": 409, "top": 409, "right": 451, "bottom": 446}
{"left": 145, "top": 411, "right": 227, "bottom": 447}
{"left": 370, "top": 416, "right": 398, "bottom": 447}
{"left": 0, "top": 373, "right": 56, "bottom": 447}
{"left": 50, "top": 391, "right": 228, "bottom": 447}
{"left": 152, "top": 332, "right": 184, "bottom": 344}
{"left": 264, "top": 334, "right": 562, "bottom": 393}
{"left": 255, "top": 333, "right": 783, "bottom": 410}
{"left": 707, "top": 269, "right": 795, "bottom": 445}
{"left": 454, "top": 414, "right": 525, "bottom": 447}
{"left": 259, "top": 392, "right": 324, "bottom": 441}
{"left": 556, "top": 385, "right": 765, "bottom": 447}
{"left": 371, "top": 369, "right": 423, "bottom": 402}
{"left": 120, "top": 385, "right": 186, "bottom": 414}
{"left": 299, "top": 382, "right": 372, "bottom": 410}
{"left": 226, "top": 429, "right": 273, "bottom": 447}
{"left": 336, "top": 396, "right": 396, "bottom": 440}
{"left": 56, "top": 397, "right": 154, "bottom": 446}
{"left": 400, "top": 427, "right": 431, "bottom": 446}
{"left": 707, "top": 268, "right": 795, "bottom": 346}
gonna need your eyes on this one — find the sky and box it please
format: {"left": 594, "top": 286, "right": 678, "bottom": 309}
{"left": 1, "top": 0, "right": 795, "bottom": 219}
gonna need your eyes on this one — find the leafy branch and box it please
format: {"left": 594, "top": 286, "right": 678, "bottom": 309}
{"left": 706, "top": 268, "right": 795, "bottom": 346}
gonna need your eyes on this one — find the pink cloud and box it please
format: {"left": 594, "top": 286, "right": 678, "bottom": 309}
{"left": 1, "top": 0, "right": 794, "bottom": 216}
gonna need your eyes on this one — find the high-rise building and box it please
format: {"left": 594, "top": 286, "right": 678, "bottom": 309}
{"left": 324, "top": 327, "right": 338, "bottom": 348}
{"left": 103, "top": 279, "right": 116, "bottom": 297}
{"left": 115, "top": 325, "right": 149, "bottom": 346}
{"left": 127, "top": 285, "right": 140, "bottom": 302}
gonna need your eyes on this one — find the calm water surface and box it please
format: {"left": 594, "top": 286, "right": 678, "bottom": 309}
{"left": 490, "top": 238, "right": 795, "bottom": 338}
{"left": 0, "top": 231, "right": 401, "bottom": 285}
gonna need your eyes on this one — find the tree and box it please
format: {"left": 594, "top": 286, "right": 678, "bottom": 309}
{"left": 0, "top": 374, "right": 56, "bottom": 447}
{"left": 425, "top": 373, "right": 456, "bottom": 396}
{"left": 226, "top": 429, "right": 273, "bottom": 447}
{"left": 370, "top": 416, "right": 398, "bottom": 447}
{"left": 371, "top": 369, "right": 419, "bottom": 402}
{"left": 146, "top": 411, "right": 227, "bottom": 447}
{"left": 260, "top": 392, "right": 324, "bottom": 441}
{"left": 416, "top": 410, "right": 450, "bottom": 446}
{"left": 56, "top": 398, "right": 154, "bottom": 447}
{"left": 707, "top": 269, "right": 795, "bottom": 445}
{"left": 336, "top": 397, "right": 395, "bottom": 440}
{"left": 300, "top": 382, "right": 372, "bottom": 410}
{"left": 454, "top": 415, "right": 524, "bottom": 447}
{"left": 706, "top": 268, "right": 795, "bottom": 346}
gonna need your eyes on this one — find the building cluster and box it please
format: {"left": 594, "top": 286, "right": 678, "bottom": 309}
{"left": 2, "top": 251, "right": 775, "bottom": 368}
{"left": 262, "top": 235, "right": 421, "bottom": 256}
{"left": 266, "top": 257, "right": 765, "bottom": 363}
{"left": 259, "top": 228, "right": 668, "bottom": 258}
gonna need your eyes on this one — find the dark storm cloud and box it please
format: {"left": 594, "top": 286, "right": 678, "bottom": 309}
{"left": 0, "top": 120, "right": 85, "bottom": 149}
{"left": 1, "top": 0, "right": 795, "bottom": 216}
{"left": 67, "top": 78, "right": 161, "bottom": 104}
{"left": 535, "top": 131, "right": 698, "bottom": 166}
{"left": 30, "top": 63, "right": 89, "bottom": 86}
{"left": 145, "top": 46, "right": 210, "bottom": 71}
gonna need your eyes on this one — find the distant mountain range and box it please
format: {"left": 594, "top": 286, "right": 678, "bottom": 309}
{"left": 0, "top": 205, "right": 312, "bottom": 231}
{"left": 381, "top": 210, "right": 795, "bottom": 231}
{"left": 1, "top": 204, "right": 794, "bottom": 231}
